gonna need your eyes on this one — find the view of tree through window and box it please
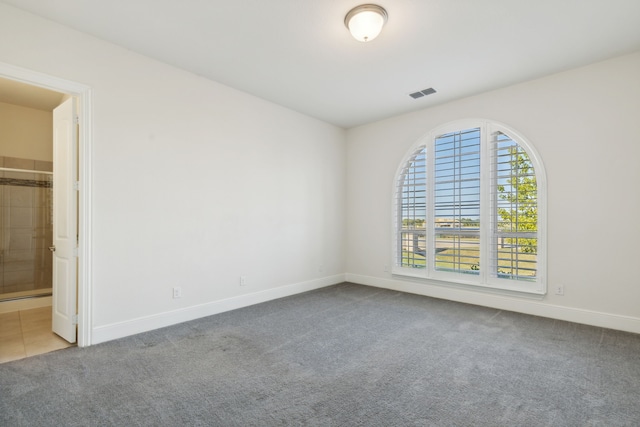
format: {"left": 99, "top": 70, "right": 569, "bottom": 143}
{"left": 395, "top": 122, "right": 542, "bottom": 291}
{"left": 492, "top": 132, "right": 538, "bottom": 280}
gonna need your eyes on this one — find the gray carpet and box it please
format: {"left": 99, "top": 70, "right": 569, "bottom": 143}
{"left": 2, "top": 283, "right": 640, "bottom": 426}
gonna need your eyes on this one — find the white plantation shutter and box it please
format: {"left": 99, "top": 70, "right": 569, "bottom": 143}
{"left": 433, "top": 128, "right": 481, "bottom": 275}
{"left": 397, "top": 146, "right": 427, "bottom": 269}
{"left": 490, "top": 131, "right": 538, "bottom": 281}
{"left": 393, "top": 121, "right": 546, "bottom": 294}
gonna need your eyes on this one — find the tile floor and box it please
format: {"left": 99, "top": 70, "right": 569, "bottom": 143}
{"left": 0, "top": 306, "right": 74, "bottom": 364}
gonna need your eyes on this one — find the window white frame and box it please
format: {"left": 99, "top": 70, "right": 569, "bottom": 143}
{"left": 392, "top": 120, "right": 546, "bottom": 295}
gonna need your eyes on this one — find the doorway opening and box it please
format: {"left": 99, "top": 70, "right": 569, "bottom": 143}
{"left": 0, "top": 63, "right": 92, "bottom": 363}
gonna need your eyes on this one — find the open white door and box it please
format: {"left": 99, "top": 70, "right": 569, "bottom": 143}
{"left": 52, "top": 97, "right": 78, "bottom": 343}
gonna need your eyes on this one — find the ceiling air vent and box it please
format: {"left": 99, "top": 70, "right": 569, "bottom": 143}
{"left": 409, "top": 88, "right": 437, "bottom": 99}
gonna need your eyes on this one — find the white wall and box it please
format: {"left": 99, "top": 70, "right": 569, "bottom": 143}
{"left": 346, "top": 51, "right": 640, "bottom": 333}
{"left": 0, "top": 101, "right": 52, "bottom": 162}
{"left": 0, "top": 4, "right": 346, "bottom": 343}
{"left": 1, "top": 2, "right": 638, "bottom": 342}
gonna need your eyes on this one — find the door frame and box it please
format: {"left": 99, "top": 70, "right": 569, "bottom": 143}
{"left": 0, "top": 62, "right": 93, "bottom": 347}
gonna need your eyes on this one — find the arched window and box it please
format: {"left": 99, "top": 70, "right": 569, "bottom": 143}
{"left": 393, "top": 120, "right": 546, "bottom": 294}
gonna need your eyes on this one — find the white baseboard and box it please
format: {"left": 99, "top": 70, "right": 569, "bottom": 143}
{"left": 346, "top": 273, "right": 640, "bottom": 335}
{"left": 91, "top": 274, "right": 346, "bottom": 345}
{"left": 91, "top": 272, "right": 640, "bottom": 345}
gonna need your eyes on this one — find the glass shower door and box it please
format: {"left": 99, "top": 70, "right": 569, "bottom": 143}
{"left": 0, "top": 168, "right": 53, "bottom": 301}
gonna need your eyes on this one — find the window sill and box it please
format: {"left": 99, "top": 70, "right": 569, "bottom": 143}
{"left": 391, "top": 271, "right": 546, "bottom": 300}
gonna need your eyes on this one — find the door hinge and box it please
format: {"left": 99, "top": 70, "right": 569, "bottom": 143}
{"left": 73, "top": 181, "right": 80, "bottom": 191}
{"left": 75, "top": 115, "right": 80, "bottom": 125}
{"left": 72, "top": 314, "right": 79, "bottom": 325}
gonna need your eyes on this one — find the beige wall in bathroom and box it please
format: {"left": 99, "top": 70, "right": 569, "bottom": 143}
{"left": 0, "top": 101, "right": 53, "bottom": 163}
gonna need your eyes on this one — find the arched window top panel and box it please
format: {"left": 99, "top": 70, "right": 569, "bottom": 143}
{"left": 489, "top": 122, "right": 547, "bottom": 192}
{"left": 392, "top": 119, "right": 546, "bottom": 295}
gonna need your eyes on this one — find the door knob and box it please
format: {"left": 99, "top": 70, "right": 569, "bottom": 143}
{"left": 49, "top": 246, "right": 56, "bottom": 252}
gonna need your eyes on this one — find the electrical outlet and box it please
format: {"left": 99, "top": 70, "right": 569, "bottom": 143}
{"left": 318, "top": 265, "right": 324, "bottom": 273}
{"left": 384, "top": 265, "right": 389, "bottom": 272}
{"left": 555, "top": 285, "right": 564, "bottom": 296}
{"left": 172, "top": 287, "right": 182, "bottom": 298}
{"left": 240, "top": 276, "right": 247, "bottom": 286}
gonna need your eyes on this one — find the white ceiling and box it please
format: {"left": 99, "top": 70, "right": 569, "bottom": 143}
{"left": 3, "top": 0, "right": 640, "bottom": 128}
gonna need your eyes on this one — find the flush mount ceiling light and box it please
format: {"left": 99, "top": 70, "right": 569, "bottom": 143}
{"left": 344, "top": 4, "right": 388, "bottom": 42}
